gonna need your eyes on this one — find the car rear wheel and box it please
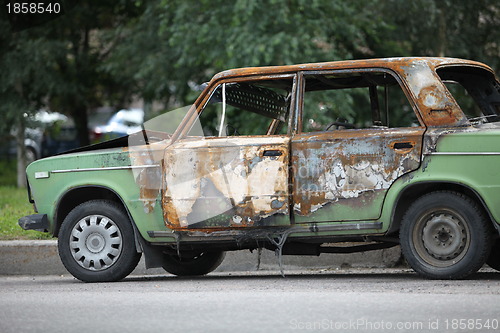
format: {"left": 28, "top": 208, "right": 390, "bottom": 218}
{"left": 161, "top": 251, "right": 225, "bottom": 276}
{"left": 400, "top": 191, "right": 492, "bottom": 279}
{"left": 58, "top": 200, "right": 141, "bottom": 282}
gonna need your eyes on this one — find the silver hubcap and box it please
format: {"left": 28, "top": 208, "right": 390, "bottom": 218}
{"left": 69, "top": 215, "right": 122, "bottom": 271}
{"left": 414, "top": 211, "right": 470, "bottom": 267}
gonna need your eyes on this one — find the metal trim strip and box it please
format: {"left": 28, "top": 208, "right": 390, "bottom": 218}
{"left": 51, "top": 164, "right": 160, "bottom": 174}
{"left": 147, "top": 222, "right": 383, "bottom": 238}
{"left": 426, "top": 152, "right": 500, "bottom": 156}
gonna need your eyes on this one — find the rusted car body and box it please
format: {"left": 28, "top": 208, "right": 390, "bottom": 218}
{"left": 20, "top": 57, "right": 500, "bottom": 281}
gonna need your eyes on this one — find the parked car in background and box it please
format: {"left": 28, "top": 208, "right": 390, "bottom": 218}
{"left": 19, "top": 57, "right": 500, "bottom": 282}
{"left": 0, "top": 111, "right": 79, "bottom": 164}
{"left": 33, "top": 111, "right": 80, "bottom": 159}
{"left": 89, "top": 108, "right": 144, "bottom": 143}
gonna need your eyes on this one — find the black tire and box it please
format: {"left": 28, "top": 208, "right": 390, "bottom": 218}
{"left": 58, "top": 200, "right": 142, "bottom": 282}
{"left": 400, "top": 191, "right": 493, "bottom": 279}
{"left": 161, "top": 251, "right": 225, "bottom": 276}
{"left": 486, "top": 239, "right": 500, "bottom": 271}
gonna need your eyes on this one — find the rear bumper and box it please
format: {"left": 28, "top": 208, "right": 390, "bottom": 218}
{"left": 18, "top": 214, "right": 48, "bottom": 231}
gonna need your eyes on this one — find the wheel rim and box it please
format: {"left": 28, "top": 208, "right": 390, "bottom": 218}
{"left": 413, "top": 209, "right": 470, "bottom": 267}
{"left": 69, "top": 215, "right": 122, "bottom": 271}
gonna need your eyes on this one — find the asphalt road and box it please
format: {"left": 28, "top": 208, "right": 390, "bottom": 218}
{"left": 1, "top": 268, "right": 500, "bottom": 333}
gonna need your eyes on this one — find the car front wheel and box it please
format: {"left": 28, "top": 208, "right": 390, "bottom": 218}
{"left": 58, "top": 200, "right": 141, "bottom": 282}
{"left": 400, "top": 191, "right": 493, "bottom": 279}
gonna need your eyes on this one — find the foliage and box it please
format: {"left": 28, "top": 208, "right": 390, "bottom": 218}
{"left": 107, "top": 0, "right": 382, "bottom": 109}
{"left": 108, "top": 0, "right": 500, "bottom": 119}
{"left": 0, "top": 0, "right": 499, "bottom": 238}
{"left": 375, "top": 0, "right": 500, "bottom": 71}
{"left": 0, "top": 16, "right": 63, "bottom": 186}
{"left": 1, "top": 0, "right": 499, "bottom": 189}
{"left": 0, "top": 1, "right": 146, "bottom": 148}
{"left": 1, "top": 1, "right": 146, "bottom": 187}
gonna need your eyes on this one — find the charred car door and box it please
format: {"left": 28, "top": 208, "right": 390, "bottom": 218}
{"left": 292, "top": 70, "right": 425, "bottom": 223}
{"left": 162, "top": 78, "right": 294, "bottom": 230}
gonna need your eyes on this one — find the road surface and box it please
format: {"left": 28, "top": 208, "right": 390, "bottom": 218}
{"left": 1, "top": 268, "right": 499, "bottom": 332}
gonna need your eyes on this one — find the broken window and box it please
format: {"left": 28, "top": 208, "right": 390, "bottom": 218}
{"left": 301, "top": 71, "right": 419, "bottom": 132}
{"left": 192, "top": 78, "right": 293, "bottom": 137}
{"left": 437, "top": 66, "right": 500, "bottom": 124}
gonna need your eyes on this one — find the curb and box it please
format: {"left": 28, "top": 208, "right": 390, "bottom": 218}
{"left": 0, "top": 240, "right": 403, "bottom": 276}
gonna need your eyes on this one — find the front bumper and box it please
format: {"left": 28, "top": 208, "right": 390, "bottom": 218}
{"left": 18, "top": 214, "right": 48, "bottom": 231}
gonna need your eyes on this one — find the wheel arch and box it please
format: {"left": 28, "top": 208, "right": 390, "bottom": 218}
{"left": 54, "top": 186, "right": 133, "bottom": 237}
{"left": 54, "top": 185, "right": 165, "bottom": 269}
{"left": 388, "top": 181, "right": 498, "bottom": 235}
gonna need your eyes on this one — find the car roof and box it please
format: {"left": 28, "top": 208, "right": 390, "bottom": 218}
{"left": 211, "top": 57, "right": 493, "bottom": 82}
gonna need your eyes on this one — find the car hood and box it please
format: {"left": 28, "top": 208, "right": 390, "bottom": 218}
{"left": 57, "top": 130, "right": 172, "bottom": 156}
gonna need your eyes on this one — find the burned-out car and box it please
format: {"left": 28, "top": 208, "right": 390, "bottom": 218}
{"left": 19, "top": 57, "right": 500, "bottom": 282}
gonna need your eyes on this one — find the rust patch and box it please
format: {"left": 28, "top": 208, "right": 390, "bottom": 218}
{"left": 127, "top": 58, "right": 496, "bottom": 226}
{"left": 128, "top": 131, "right": 173, "bottom": 213}
{"left": 398, "top": 61, "right": 467, "bottom": 127}
{"left": 176, "top": 57, "right": 491, "bottom": 140}
{"left": 162, "top": 136, "right": 290, "bottom": 230}
{"left": 291, "top": 127, "right": 424, "bottom": 219}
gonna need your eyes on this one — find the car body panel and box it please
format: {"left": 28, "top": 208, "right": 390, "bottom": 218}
{"left": 162, "top": 135, "right": 290, "bottom": 230}
{"left": 25, "top": 148, "right": 168, "bottom": 242}
{"left": 379, "top": 124, "right": 500, "bottom": 233}
{"left": 291, "top": 127, "right": 424, "bottom": 222}
{"left": 22, "top": 57, "right": 500, "bottom": 251}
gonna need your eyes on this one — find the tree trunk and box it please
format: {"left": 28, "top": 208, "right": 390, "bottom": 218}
{"left": 72, "top": 104, "right": 90, "bottom": 147}
{"left": 16, "top": 113, "right": 27, "bottom": 188}
{"left": 437, "top": 4, "right": 447, "bottom": 57}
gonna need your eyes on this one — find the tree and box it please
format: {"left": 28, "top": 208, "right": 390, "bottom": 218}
{"left": 107, "top": 0, "right": 383, "bottom": 111}
{"left": 0, "top": 18, "right": 63, "bottom": 187}
{"left": 40, "top": 0, "right": 145, "bottom": 146}
{"left": 2, "top": 0, "right": 499, "bottom": 188}
{"left": 104, "top": 0, "right": 500, "bottom": 140}
{"left": 0, "top": 1, "right": 144, "bottom": 187}
{"left": 372, "top": 0, "right": 500, "bottom": 72}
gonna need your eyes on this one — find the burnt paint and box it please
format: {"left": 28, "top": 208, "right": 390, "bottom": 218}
{"left": 291, "top": 127, "right": 424, "bottom": 221}
{"left": 128, "top": 58, "right": 495, "bottom": 233}
{"left": 161, "top": 136, "right": 290, "bottom": 230}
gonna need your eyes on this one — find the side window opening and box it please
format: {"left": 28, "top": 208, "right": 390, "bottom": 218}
{"left": 437, "top": 66, "right": 500, "bottom": 124}
{"left": 191, "top": 79, "right": 292, "bottom": 137}
{"left": 302, "top": 71, "right": 419, "bottom": 132}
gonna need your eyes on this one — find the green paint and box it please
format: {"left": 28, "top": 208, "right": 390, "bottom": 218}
{"left": 379, "top": 129, "right": 500, "bottom": 232}
{"left": 24, "top": 126, "right": 500, "bottom": 245}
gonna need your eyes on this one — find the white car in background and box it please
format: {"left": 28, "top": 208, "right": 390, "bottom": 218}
{"left": 89, "top": 109, "right": 144, "bottom": 143}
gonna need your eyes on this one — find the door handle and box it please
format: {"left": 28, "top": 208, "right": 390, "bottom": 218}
{"left": 263, "top": 149, "right": 283, "bottom": 157}
{"left": 392, "top": 142, "right": 414, "bottom": 150}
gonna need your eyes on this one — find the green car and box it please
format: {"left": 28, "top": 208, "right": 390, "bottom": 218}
{"left": 19, "top": 57, "right": 500, "bottom": 282}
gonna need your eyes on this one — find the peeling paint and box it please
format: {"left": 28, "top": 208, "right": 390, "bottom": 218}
{"left": 292, "top": 128, "right": 424, "bottom": 221}
{"left": 128, "top": 132, "right": 172, "bottom": 213}
{"left": 124, "top": 57, "right": 496, "bottom": 232}
{"left": 162, "top": 136, "right": 290, "bottom": 229}
{"left": 22, "top": 56, "right": 500, "bottom": 282}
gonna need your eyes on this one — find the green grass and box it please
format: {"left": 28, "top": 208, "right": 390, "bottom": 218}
{"left": 0, "top": 159, "right": 54, "bottom": 240}
{"left": 0, "top": 186, "right": 54, "bottom": 240}
{"left": 0, "top": 158, "right": 17, "bottom": 187}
